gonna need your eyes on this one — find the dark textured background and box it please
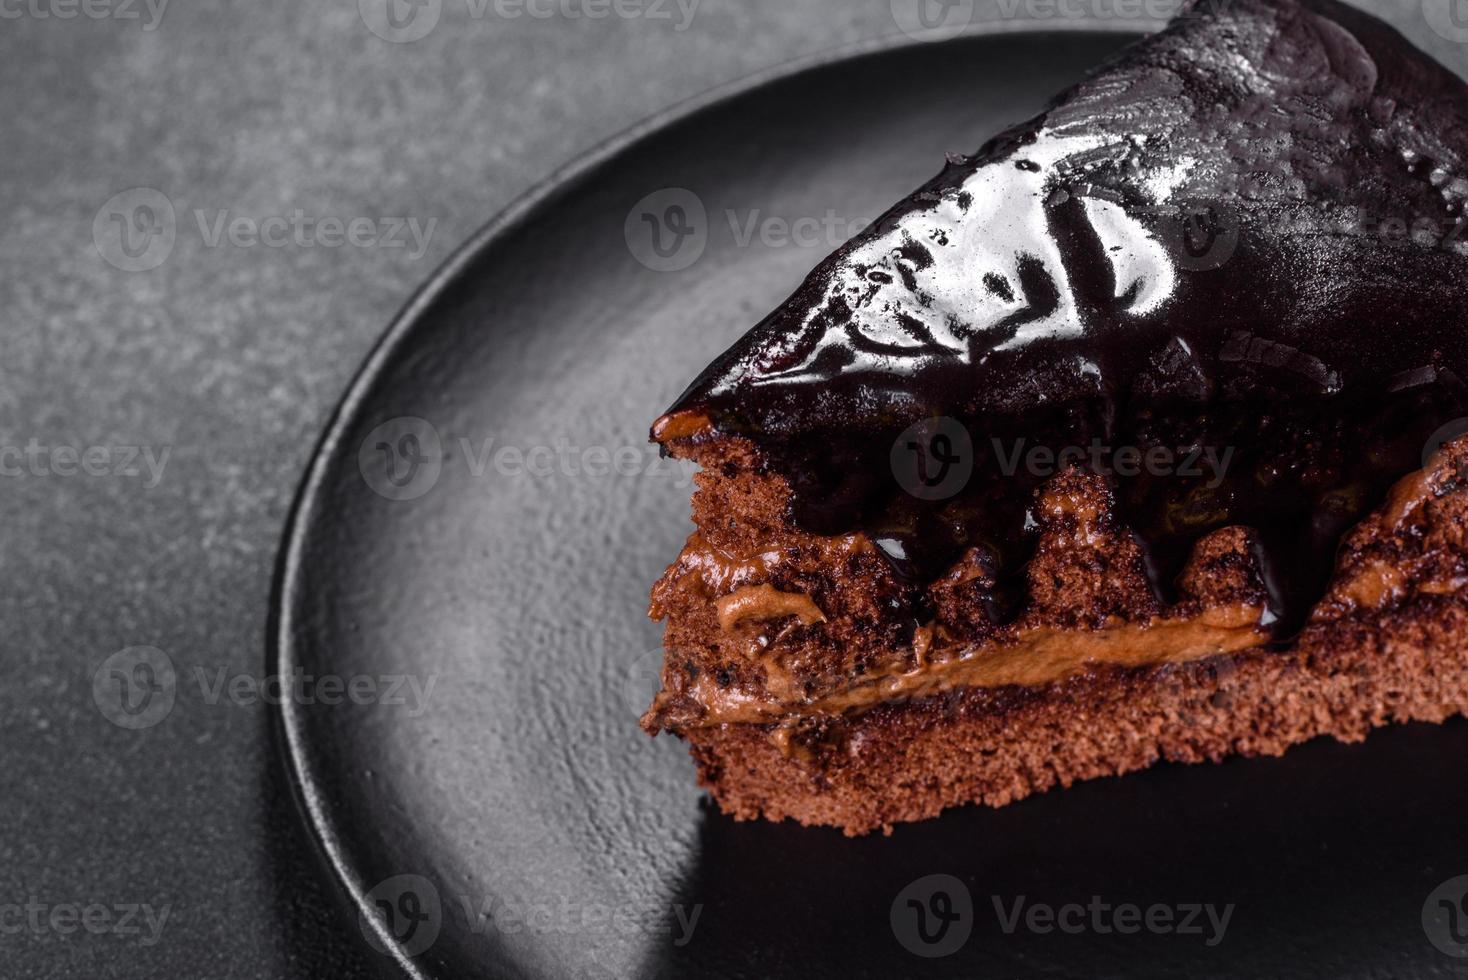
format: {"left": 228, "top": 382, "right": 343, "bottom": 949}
{"left": 2, "top": 0, "right": 1461, "bottom": 977}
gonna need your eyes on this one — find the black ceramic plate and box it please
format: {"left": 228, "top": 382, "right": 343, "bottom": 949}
{"left": 273, "top": 26, "right": 1468, "bottom": 980}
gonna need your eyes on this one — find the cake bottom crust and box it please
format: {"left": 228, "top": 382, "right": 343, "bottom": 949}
{"left": 684, "top": 594, "right": 1468, "bottom": 836}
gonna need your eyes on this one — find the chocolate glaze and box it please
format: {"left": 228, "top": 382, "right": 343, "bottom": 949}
{"left": 656, "top": 0, "right": 1468, "bottom": 637}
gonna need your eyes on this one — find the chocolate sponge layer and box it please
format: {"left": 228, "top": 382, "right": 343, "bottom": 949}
{"left": 685, "top": 599, "right": 1468, "bottom": 836}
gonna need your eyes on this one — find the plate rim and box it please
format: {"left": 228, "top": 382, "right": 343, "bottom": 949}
{"left": 267, "top": 19, "right": 1157, "bottom": 977}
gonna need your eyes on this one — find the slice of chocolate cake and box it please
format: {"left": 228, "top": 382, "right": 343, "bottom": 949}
{"left": 643, "top": 0, "right": 1468, "bottom": 835}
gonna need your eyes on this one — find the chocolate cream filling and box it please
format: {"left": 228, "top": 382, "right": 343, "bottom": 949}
{"left": 668, "top": 601, "right": 1266, "bottom": 727}
{"left": 648, "top": 445, "right": 1467, "bottom": 729}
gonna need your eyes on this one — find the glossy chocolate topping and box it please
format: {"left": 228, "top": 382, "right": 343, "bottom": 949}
{"left": 655, "top": 0, "right": 1468, "bottom": 636}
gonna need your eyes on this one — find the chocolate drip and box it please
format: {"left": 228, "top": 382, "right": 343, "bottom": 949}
{"left": 752, "top": 382, "right": 1461, "bottom": 637}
